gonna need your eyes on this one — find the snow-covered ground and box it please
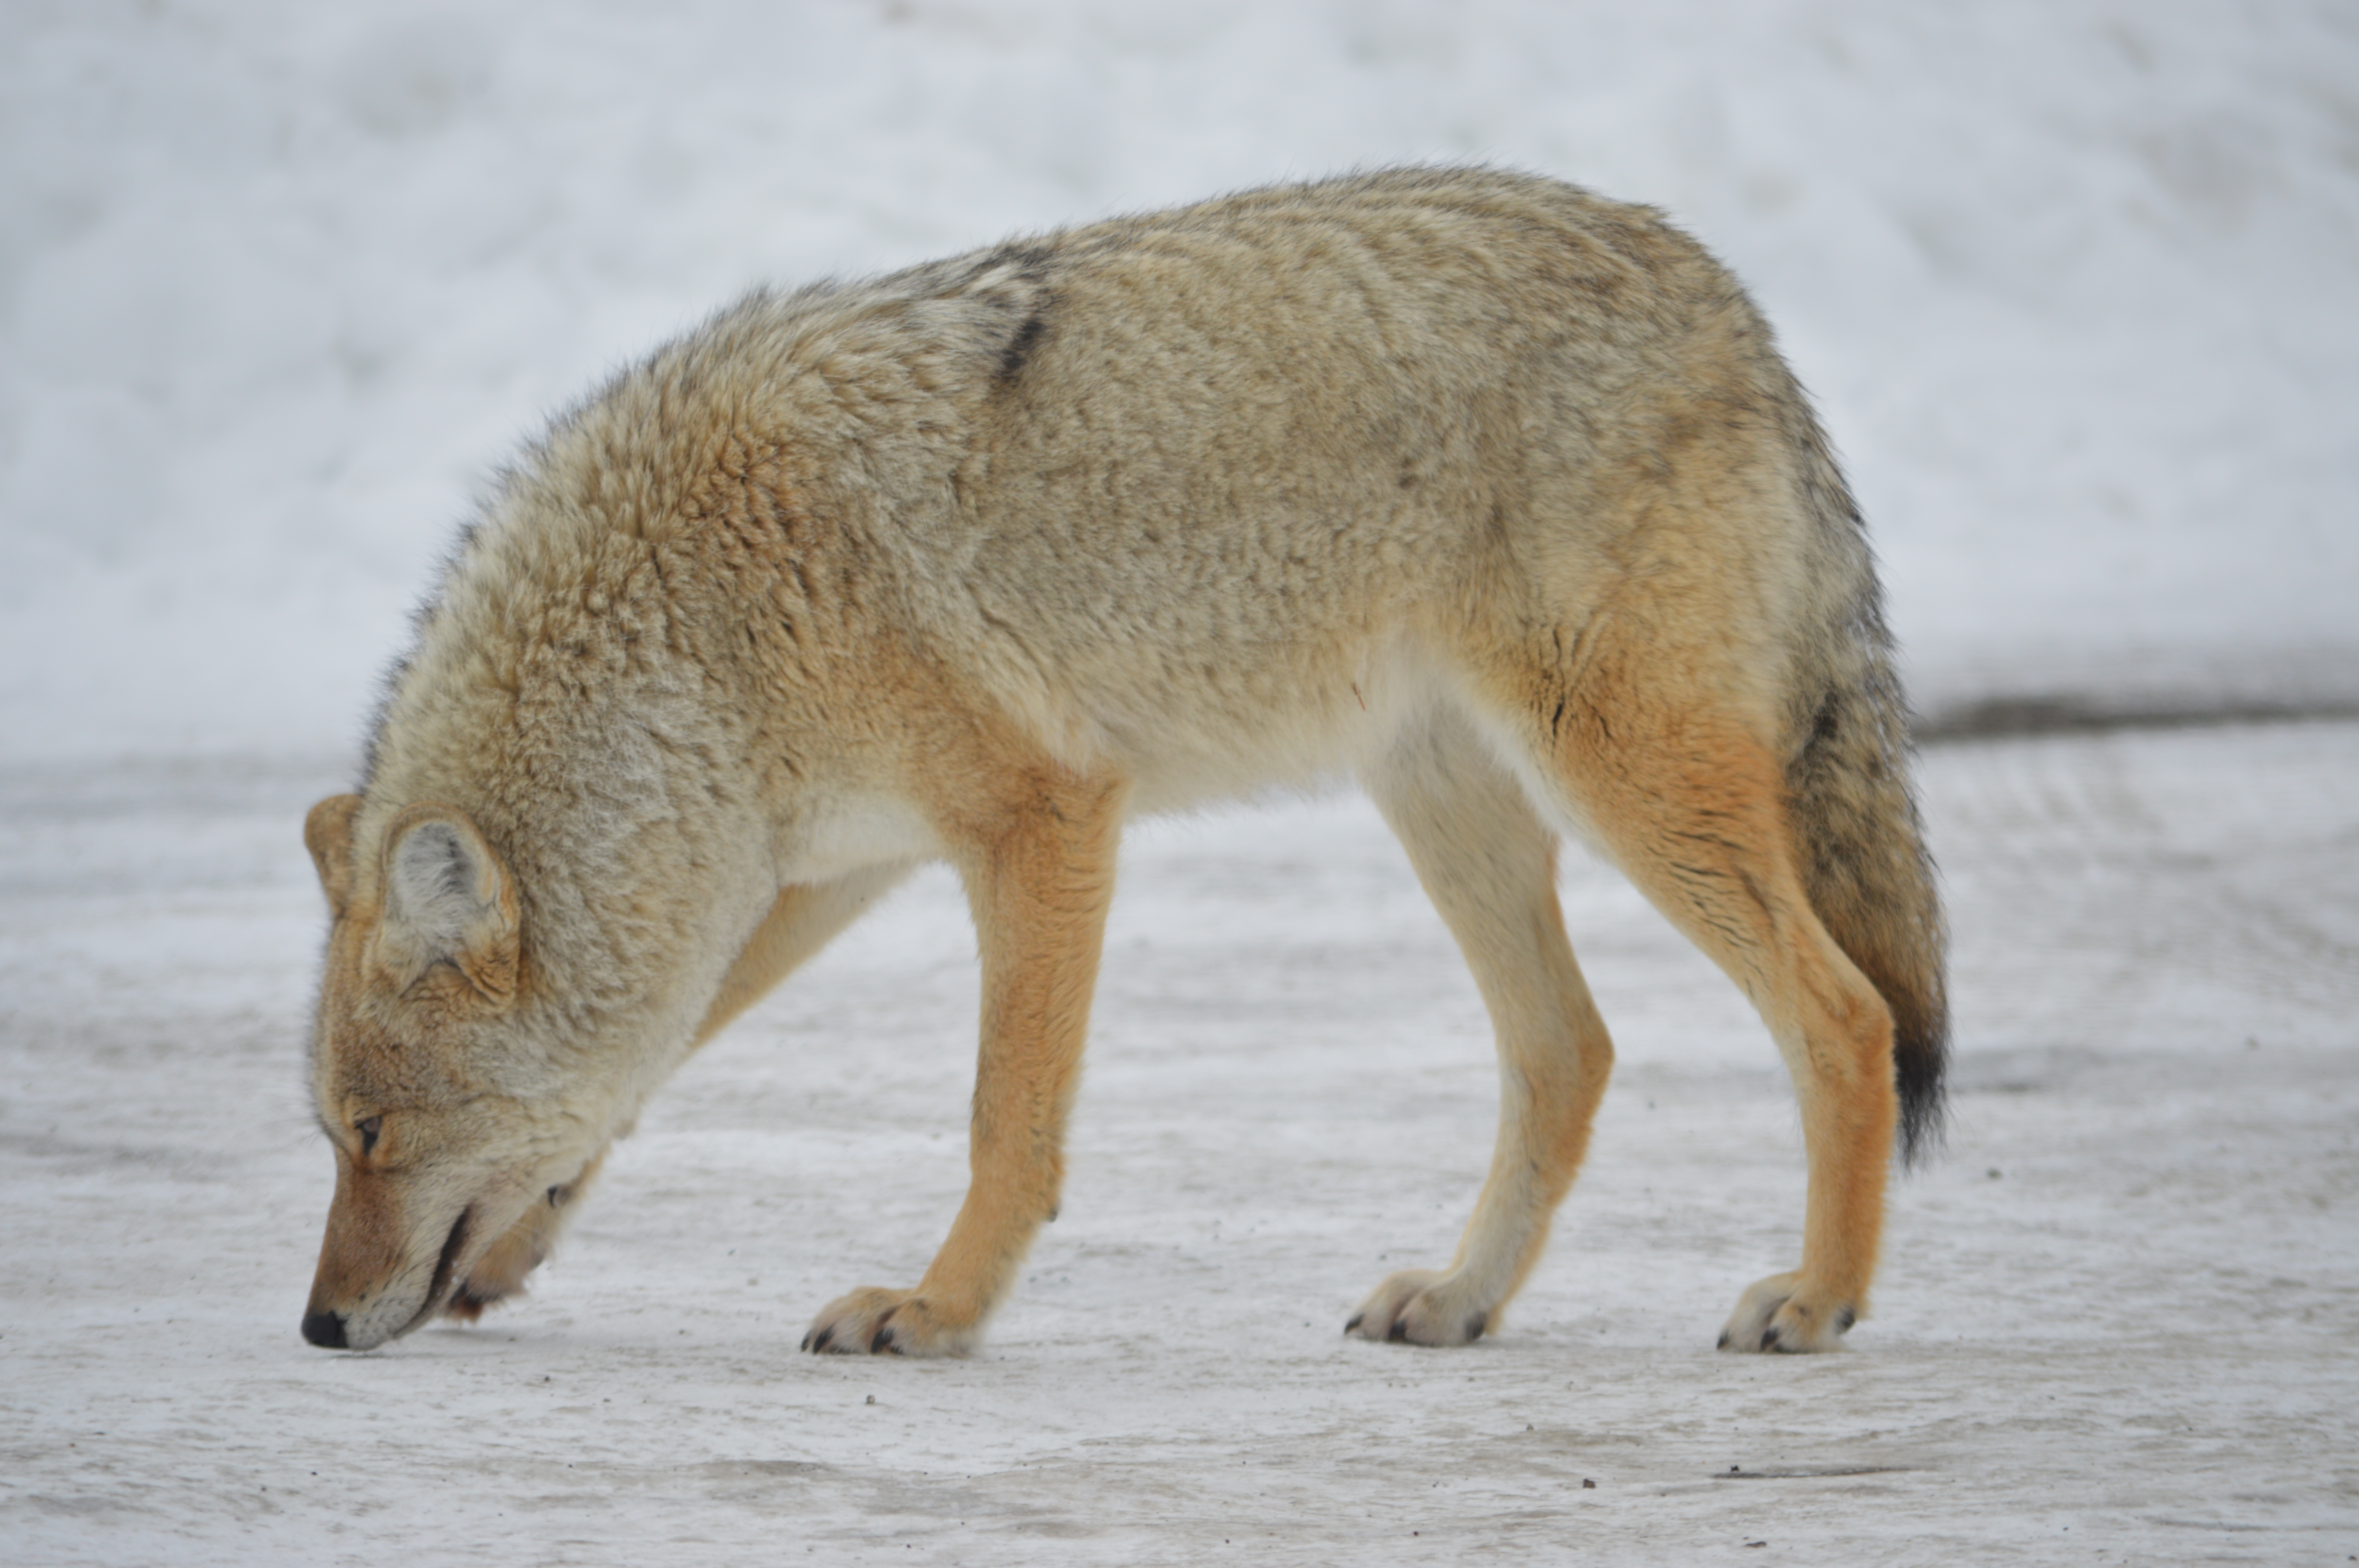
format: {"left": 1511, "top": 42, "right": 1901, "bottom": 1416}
{"left": 3, "top": 720, "right": 2355, "bottom": 1564}
{"left": 4, "top": 4, "right": 2357, "bottom": 1564}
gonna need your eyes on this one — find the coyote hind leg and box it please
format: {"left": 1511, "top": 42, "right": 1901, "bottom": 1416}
{"left": 1512, "top": 637, "right": 1897, "bottom": 1353}
{"left": 1347, "top": 706, "right": 1615, "bottom": 1346}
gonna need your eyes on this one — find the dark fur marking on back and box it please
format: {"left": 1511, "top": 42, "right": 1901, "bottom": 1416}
{"left": 998, "top": 308, "right": 1050, "bottom": 384}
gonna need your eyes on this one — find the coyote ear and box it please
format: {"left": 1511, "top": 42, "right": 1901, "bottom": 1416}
{"left": 304, "top": 795, "right": 364, "bottom": 920}
{"left": 376, "top": 803, "right": 522, "bottom": 1004}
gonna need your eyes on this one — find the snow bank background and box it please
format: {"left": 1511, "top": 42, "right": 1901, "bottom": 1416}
{"left": 4, "top": 0, "right": 2355, "bottom": 761}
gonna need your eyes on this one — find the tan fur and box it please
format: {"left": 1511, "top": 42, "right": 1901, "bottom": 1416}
{"left": 299, "top": 167, "right": 1945, "bottom": 1359}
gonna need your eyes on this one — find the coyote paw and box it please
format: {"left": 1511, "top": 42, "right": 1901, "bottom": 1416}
{"left": 801, "top": 1287, "right": 976, "bottom": 1357}
{"left": 1344, "top": 1268, "right": 1493, "bottom": 1347}
{"left": 1717, "top": 1271, "right": 1855, "bottom": 1354}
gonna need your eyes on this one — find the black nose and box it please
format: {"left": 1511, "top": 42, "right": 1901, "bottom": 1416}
{"left": 302, "top": 1310, "right": 349, "bottom": 1348}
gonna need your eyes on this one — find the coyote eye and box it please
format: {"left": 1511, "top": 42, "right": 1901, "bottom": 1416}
{"left": 356, "top": 1116, "right": 382, "bottom": 1155}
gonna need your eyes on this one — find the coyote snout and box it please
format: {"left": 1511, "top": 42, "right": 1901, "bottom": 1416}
{"left": 299, "top": 1161, "right": 474, "bottom": 1353}
{"left": 299, "top": 166, "right": 1946, "bottom": 1363}
{"left": 300, "top": 1210, "right": 466, "bottom": 1352}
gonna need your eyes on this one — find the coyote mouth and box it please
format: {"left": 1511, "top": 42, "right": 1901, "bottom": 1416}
{"left": 396, "top": 1206, "right": 475, "bottom": 1338}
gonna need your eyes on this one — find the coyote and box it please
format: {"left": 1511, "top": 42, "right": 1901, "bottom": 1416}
{"left": 299, "top": 167, "right": 1945, "bottom": 1359}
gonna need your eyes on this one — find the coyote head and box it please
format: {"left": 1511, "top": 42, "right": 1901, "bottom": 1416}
{"left": 298, "top": 794, "right": 603, "bottom": 1351}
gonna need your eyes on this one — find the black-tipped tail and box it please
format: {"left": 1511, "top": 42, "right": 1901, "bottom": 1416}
{"left": 1787, "top": 669, "right": 1950, "bottom": 1165}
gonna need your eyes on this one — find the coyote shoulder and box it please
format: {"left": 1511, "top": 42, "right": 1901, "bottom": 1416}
{"left": 298, "top": 166, "right": 1945, "bottom": 1359}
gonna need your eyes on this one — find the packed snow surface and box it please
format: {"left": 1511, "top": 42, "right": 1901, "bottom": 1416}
{"left": 3, "top": 720, "right": 2356, "bottom": 1563}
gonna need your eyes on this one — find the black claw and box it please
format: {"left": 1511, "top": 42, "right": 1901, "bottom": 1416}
{"left": 1760, "top": 1328, "right": 1781, "bottom": 1352}
{"left": 1836, "top": 1307, "right": 1856, "bottom": 1332}
{"left": 1463, "top": 1311, "right": 1488, "bottom": 1342}
{"left": 1387, "top": 1318, "right": 1409, "bottom": 1343}
{"left": 1716, "top": 1330, "right": 1733, "bottom": 1350}
{"left": 809, "top": 1328, "right": 834, "bottom": 1354}
{"left": 1343, "top": 1313, "right": 1365, "bottom": 1336}
{"left": 871, "top": 1325, "right": 896, "bottom": 1354}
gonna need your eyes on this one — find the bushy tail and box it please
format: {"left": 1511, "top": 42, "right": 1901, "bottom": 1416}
{"left": 1781, "top": 440, "right": 1950, "bottom": 1164}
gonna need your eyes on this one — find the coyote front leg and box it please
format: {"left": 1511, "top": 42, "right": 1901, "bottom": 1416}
{"left": 804, "top": 768, "right": 1127, "bottom": 1356}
